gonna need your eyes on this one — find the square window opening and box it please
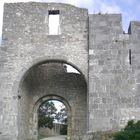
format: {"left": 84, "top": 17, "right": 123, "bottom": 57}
{"left": 49, "top": 10, "right": 60, "bottom": 35}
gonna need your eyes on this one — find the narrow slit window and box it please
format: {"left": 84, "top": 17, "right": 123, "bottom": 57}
{"left": 129, "top": 49, "right": 132, "bottom": 65}
{"left": 49, "top": 10, "right": 60, "bottom": 35}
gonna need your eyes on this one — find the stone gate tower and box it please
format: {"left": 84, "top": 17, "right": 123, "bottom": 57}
{"left": 0, "top": 2, "right": 140, "bottom": 140}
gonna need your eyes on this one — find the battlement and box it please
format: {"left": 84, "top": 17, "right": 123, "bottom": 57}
{"left": 128, "top": 21, "right": 140, "bottom": 34}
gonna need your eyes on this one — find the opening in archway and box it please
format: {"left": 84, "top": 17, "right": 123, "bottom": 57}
{"left": 38, "top": 100, "right": 68, "bottom": 139}
{"left": 18, "top": 60, "right": 87, "bottom": 140}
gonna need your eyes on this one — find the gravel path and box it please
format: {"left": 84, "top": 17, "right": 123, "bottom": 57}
{"left": 41, "top": 135, "right": 66, "bottom": 140}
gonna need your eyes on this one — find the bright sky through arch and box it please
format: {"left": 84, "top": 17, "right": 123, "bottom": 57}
{"left": 0, "top": 0, "right": 140, "bottom": 44}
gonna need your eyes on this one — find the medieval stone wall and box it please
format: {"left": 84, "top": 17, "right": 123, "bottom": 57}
{"left": 88, "top": 14, "right": 140, "bottom": 133}
{"left": 0, "top": 2, "right": 140, "bottom": 140}
{"left": 0, "top": 2, "right": 88, "bottom": 140}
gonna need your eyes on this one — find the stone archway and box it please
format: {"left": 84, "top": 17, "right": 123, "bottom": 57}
{"left": 18, "top": 60, "right": 87, "bottom": 140}
{"left": 33, "top": 95, "right": 71, "bottom": 140}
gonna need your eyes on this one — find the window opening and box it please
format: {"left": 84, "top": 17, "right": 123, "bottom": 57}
{"left": 49, "top": 10, "right": 60, "bottom": 35}
{"left": 129, "top": 49, "right": 132, "bottom": 65}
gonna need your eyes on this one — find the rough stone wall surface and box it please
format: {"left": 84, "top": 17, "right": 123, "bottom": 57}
{"left": 88, "top": 14, "right": 124, "bottom": 131}
{"left": 0, "top": 2, "right": 88, "bottom": 140}
{"left": 0, "top": 2, "right": 140, "bottom": 140}
{"left": 2, "top": 2, "right": 88, "bottom": 78}
{"left": 89, "top": 14, "right": 140, "bottom": 134}
{"left": 18, "top": 78, "right": 31, "bottom": 139}
{"left": 119, "top": 21, "right": 140, "bottom": 126}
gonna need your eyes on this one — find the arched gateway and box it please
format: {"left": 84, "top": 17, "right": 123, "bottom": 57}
{"left": 18, "top": 61, "right": 87, "bottom": 140}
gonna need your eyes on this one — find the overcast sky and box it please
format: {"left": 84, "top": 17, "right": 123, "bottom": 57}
{"left": 0, "top": 0, "right": 140, "bottom": 41}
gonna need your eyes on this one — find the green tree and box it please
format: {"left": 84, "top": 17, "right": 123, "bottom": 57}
{"left": 55, "top": 105, "right": 68, "bottom": 135}
{"left": 114, "top": 120, "right": 140, "bottom": 140}
{"left": 38, "top": 100, "right": 68, "bottom": 135}
{"left": 38, "top": 101, "right": 57, "bottom": 129}
{"left": 55, "top": 107, "right": 67, "bottom": 124}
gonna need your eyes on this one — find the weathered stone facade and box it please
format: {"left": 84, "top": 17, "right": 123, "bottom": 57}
{"left": 0, "top": 2, "right": 140, "bottom": 140}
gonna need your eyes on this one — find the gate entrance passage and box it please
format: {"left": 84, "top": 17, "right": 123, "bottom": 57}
{"left": 37, "top": 99, "right": 68, "bottom": 139}
{"left": 18, "top": 61, "right": 87, "bottom": 140}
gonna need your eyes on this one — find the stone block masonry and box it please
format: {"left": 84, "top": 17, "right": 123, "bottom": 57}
{"left": 0, "top": 2, "right": 140, "bottom": 140}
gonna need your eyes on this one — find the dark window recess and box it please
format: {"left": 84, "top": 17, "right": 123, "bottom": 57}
{"left": 129, "top": 49, "right": 132, "bottom": 65}
{"left": 49, "top": 10, "right": 59, "bottom": 15}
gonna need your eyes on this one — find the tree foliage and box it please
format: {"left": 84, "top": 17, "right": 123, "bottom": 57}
{"left": 38, "top": 100, "right": 68, "bottom": 133}
{"left": 38, "top": 101, "right": 57, "bottom": 117}
{"left": 38, "top": 101, "right": 57, "bottom": 129}
{"left": 113, "top": 120, "right": 140, "bottom": 140}
{"left": 55, "top": 107, "right": 67, "bottom": 124}
{"left": 56, "top": 106, "right": 68, "bottom": 135}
